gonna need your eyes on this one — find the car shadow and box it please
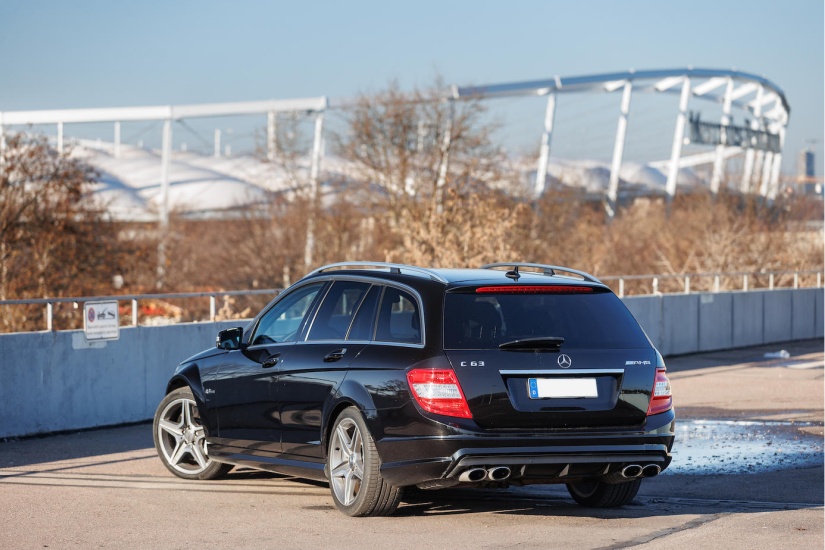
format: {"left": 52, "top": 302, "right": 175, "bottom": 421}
{"left": 0, "top": 422, "right": 153, "bottom": 468}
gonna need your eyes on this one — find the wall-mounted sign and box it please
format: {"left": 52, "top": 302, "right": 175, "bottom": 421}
{"left": 84, "top": 301, "right": 120, "bottom": 341}
{"left": 688, "top": 112, "right": 781, "bottom": 153}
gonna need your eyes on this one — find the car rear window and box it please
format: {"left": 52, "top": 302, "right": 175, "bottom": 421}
{"left": 444, "top": 289, "right": 650, "bottom": 350}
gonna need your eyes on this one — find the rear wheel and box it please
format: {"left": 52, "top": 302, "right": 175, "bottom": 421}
{"left": 153, "top": 387, "right": 232, "bottom": 480}
{"left": 566, "top": 478, "right": 641, "bottom": 508}
{"left": 327, "top": 407, "right": 403, "bottom": 517}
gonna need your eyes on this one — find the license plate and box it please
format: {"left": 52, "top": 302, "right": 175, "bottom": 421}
{"left": 528, "top": 378, "right": 598, "bottom": 399}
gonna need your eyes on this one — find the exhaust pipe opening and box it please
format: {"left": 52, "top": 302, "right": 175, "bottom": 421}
{"left": 621, "top": 464, "right": 643, "bottom": 478}
{"left": 458, "top": 468, "right": 487, "bottom": 482}
{"left": 641, "top": 464, "right": 661, "bottom": 478}
{"left": 487, "top": 466, "right": 511, "bottom": 481}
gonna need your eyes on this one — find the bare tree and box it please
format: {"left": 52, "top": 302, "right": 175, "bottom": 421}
{"left": 0, "top": 133, "right": 153, "bottom": 331}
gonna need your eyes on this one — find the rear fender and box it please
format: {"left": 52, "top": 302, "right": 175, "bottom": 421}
{"left": 322, "top": 378, "right": 379, "bottom": 454}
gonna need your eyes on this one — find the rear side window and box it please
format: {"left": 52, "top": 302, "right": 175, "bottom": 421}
{"left": 375, "top": 287, "right": 422, "bottom": 345}
{"left": 307, "top": 281, "right": 371, "bottom": 341}
{"left": 347, "top": 285, "right": 380, "bottom": 341}
{"left": 444, "top": 290, "right": 649, "bottom": 350}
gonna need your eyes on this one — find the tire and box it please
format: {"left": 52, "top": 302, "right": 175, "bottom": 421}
{"left": 327, "top": 407, "right": 403, "bottom": 517}
{"left": 566, "top": 477, "right": 641, "bottom": 508}
{"left": 153, "top": 386, "right": 232, "bottom": 481}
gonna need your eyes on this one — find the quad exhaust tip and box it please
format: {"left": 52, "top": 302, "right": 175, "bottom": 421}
{"left": 487, "top": 466, "right": 511, "bottom": 481}
{"left": 642, "top": 464, "right": 661, "bottom": 478}
{"left": 458, "top": 468, "right": 487, "bottom": 482}
{"left": 621, "top": 465, "right": 643, "bottom": 478}
{"left": 621, "top": 464, "right": 661, "bottom": 479}
{"left": 457, "top": 466, "right": 512, "bottom": 482}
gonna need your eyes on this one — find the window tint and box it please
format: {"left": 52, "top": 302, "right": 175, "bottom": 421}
{"left": 251, "top": 283, "right": 324, "bottom": 345}
{"left": 444, "top": 291, "right": 649, "bottom": 350}
{"left": 307, "top": 281, "right": 371, "bottom": 341}
{"left": 347, "top": 285, "right": 380, "bottom": 341}
{"left": 375, "top": 287, "right": 422, "bottom": 344}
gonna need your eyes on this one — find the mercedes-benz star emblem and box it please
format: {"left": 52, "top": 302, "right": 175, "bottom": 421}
{"left": 557, "top": 354, "right": 572, "bottom": 368}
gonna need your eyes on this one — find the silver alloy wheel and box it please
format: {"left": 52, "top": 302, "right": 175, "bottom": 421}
{"left": 329, "top": 417, "right": 364, "bottom": 506}
{"left": 156, "top": 396, "right": 211, "bottom": 475}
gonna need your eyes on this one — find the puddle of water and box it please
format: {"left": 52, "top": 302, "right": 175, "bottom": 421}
{"left": 666, "top": 420, "right": 824, "bottom": 475}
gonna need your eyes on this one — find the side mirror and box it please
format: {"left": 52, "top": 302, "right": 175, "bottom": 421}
{"left": 216, "top": 327, "right": 243, "bottom": 350}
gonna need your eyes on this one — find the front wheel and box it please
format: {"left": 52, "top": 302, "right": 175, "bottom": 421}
{"left": 153, "top": 387, "right": 232, "bottom": 480}
{"left": 327, "top": 407, "right": 403, "bottom": 517}
{"left": 566, "top": 478, "right": 641, "bottom": 508}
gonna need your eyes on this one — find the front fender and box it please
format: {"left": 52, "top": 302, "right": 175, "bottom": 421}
{"left": 166, "top": 362, "right": 204, "bottom": 400}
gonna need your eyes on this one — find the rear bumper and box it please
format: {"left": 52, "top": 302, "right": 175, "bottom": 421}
{"left": 377, "top": 409, "right": 675, "bottom": 487}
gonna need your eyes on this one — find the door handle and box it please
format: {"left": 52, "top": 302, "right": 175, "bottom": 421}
{"left": 262, "top": 353, "right": 281, "bottom": 368}
{"left": 323, "top": 348, "right": 347, "bottom": 362}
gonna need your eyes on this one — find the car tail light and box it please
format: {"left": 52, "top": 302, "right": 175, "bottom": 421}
{"left": 475, "top": 285, "right": 593, "bottom": 294}
{"left": 406, "top": 369, "right": 472, "bottom": 419}
{"left": 647, "top": 367, "right": 672, "bottom": 415}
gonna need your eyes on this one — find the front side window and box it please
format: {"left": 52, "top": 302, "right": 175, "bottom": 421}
{"left": 375, "top": 287, "right": 422, "bottom": 345}
{"left": 251, "top": 282, "right": 325, "bottom": 345}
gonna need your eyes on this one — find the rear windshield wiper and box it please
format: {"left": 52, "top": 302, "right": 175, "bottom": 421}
{"left": 498, "top": 337, "right": 564, "bottom": 351}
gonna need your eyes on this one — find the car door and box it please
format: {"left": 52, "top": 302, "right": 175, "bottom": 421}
{"left": 276, "top": 280, "right": 375, "bottom": 459}
{"left": 208, "top": 281, "right": 327, "bottom": 454}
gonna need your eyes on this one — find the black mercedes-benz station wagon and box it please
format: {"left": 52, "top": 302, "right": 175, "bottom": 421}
{"left": 153, "top": 262, "right": 674, "bottom": 516}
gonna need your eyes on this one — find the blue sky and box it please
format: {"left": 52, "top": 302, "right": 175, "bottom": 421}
{"left": 0, "top": 0, "right": 822, "bottom": 174}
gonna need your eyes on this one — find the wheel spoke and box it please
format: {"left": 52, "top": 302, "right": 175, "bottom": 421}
{"left": 182, "top": 401, "right": 195, "bottom": 430}
{"left": 352, "top": 430, "right": 362, "bottom": 456}
{"left": 169, "top": 441, "right": 187, "bottom": 466}
{"left": 336, "top": 425, "right": 352, "bottom": 457}
{"left": 352, "top": 458, "right": 364, "bottom": 480}
{"left": 191, "top": 442, "right": 208, "bottom": 469}
{"left": 159, "top": 419, "right": 183, "bottom": 437}
{"left": 330, "top": 461, "right": 349, "bottom": 478}
{"left": 343, "top": 470, "right": 355, "bottom": 505}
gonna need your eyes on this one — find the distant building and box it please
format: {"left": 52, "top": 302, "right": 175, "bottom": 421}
{"left": 796, "top": 147, "right": 819, "bottom": 195}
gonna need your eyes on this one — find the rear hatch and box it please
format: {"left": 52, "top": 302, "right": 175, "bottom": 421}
{"left": 443, "top": 284, "right": 656, "bottom": 430}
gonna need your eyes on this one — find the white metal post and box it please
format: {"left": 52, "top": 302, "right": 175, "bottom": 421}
{"left": 767, "top": 121, "right": 786, "bottom": 199}
{"left": 304, "top": 109, "right": 326, "bottom": 269}
{"left": 534, "top": 92, "right": 557, "bottom": 197}
{"left": 740, "top": 85, "right": 763, "bottom": 192}
{"left": 666, "top": 78, "right": 691, "bottom": 198}
{"left": 710, "top": 78, "right": 734, "bottom": 193}
{"left": 131, "top": 299, "right": 138, "bottom": 327}
{"left": 157, "top": 119, "right": 172, "bottom": 288}
{"left": 606, "top": 82, "right": 633, "bottom": 218}
{"left": 214, "top": 129, "right": 221, "bottom": 158}
{"left": 267, "top": 111, "right": 276, "bottom": 161}
{"left": 759, "top": 151, "right": 774, "bottom": 197}
{"left": 114, "top": 121, "right": 121, "bottom": 158}
{"left": 57, "top": 121, "right": 64, "bottom": 154}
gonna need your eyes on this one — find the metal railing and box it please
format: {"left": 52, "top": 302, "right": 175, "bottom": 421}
{"left": 601, "top": 269, "right": 822, "bottom": 298}
{"left": 0, "top": 268, "right": 822, "bottom": 333}
{"left": 0, "top": 289, "right": 282, "bottom": 333}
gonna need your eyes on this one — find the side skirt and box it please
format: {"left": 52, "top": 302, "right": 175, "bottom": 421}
{"left": 209, "top": 444, "right": 328, "bottom": 482}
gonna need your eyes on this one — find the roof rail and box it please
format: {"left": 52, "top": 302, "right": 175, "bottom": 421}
{"left": 308, "top": 262, "right": 449, "bottom": 284}
{"left": 480, "top": 262, "right": 602, "bottom": 284}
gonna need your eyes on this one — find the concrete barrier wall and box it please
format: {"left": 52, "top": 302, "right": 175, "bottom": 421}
{"left": 0, "top": 289, "right": 822, "bottom": 439}
{"left": 0, "top": 321, "right": 241, "bottom": 439}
